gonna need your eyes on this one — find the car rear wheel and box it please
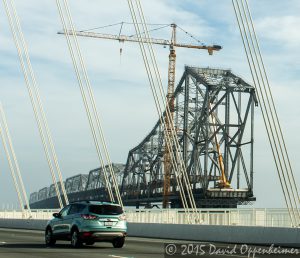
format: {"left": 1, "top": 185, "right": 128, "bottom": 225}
{"left": 71, "top": 229, "right": 82, "bottom": 248}
{"left": 45, "top": 228, "right": 56, "bottom": 247}
{"left": 112, "top": 237, "right": 125, "bottom": 248}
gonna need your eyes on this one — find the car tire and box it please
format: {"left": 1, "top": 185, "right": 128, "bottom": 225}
{"left": 85, "top": 241, "right": 95, "bottom": 246}
{"left": 45, "top": 228, "right": 56, "bottom": 247}
{"left": 71, "top": 229, "right": 82, "bottom": 248}
{"left": 112, "top": 237, "right": 125, "bottom": 248}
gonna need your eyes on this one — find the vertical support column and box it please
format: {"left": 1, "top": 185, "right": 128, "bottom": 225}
{"left": 194, "top": 82, "right": 200, "bottom": 183}
{"left": 183, "top": 75, "right": 190, "bottom": 167}
{"left": 204, "top": 94, "right": 209, "bottom": 190}
{"left": 224, "top": 89, "right": 230, "bottom": 179}
{"left": 250, "top": 94, "right": 254, "bottom": 192}
{"left": 237, "top": 91, "right": 241, "bottom": 189}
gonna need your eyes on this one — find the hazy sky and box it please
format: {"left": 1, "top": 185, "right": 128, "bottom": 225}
{"left": 0, "top": 0, "right": 299, "bottom": 209}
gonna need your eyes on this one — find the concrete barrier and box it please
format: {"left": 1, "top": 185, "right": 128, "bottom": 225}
{"left": 0, "top": 218, "right": 47, "bottom": 231}
{"left": 128, "top": 223, "right": 300, "bottom": 247}
{"left": 0, "top": 219, "right": 299, "bottom": 247}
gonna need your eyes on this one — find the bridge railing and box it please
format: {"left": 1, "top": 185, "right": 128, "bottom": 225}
{"left": 0, "top": 208, "right": 293, "bottom": 228}
{"left": 125, "top": 208, "right": 293, "bottom": 228}
{"left": 0, "top": 209, "right": 59, "bottom": 220}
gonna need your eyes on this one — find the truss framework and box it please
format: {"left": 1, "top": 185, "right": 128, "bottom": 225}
{"left": 30, "top": 67, "right": 257, "bottom": 208}
{"left": 121, "top": 66, "right": 257, "bottom": 207}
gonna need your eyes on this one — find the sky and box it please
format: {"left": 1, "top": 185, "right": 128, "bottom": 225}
{"left": 0, "top": 0, "right": 299, "bottom": 209}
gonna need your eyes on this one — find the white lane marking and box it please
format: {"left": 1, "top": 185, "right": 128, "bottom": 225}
{"left": 0, "top": 241, "right": 6, "bottom": 244}
{"left": 109, "top": 255, "right": 134, "bottom": 258}
{"left": 221, "top": 255, "right": 258, "bottom": 258}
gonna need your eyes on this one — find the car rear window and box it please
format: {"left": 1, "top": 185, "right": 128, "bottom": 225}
{"left": 89, "top": 205, "right": 123, "bottom": 215}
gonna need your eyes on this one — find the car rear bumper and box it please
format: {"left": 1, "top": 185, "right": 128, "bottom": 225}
{"left": 80, "top": 231, "right": 127, "bottom": 241}
{"left": 93, "top": 232, "right": 126, "bottom": 238}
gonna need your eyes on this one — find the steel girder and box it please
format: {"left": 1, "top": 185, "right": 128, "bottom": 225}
{"left": 121, "top": 66, "right": 258, "bottom": 207}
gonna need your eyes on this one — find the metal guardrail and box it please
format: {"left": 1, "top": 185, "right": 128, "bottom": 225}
{"left": 0, "top": 208, "right": 293, "bottom": 228}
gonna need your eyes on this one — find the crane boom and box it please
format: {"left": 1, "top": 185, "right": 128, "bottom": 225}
{"left": 58, "top": 30, "right": 222, "bottom": 55}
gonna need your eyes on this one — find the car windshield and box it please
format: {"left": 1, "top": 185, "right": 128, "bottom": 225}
{"left": 89, "top": 205, "right": 123, "bottom": 215}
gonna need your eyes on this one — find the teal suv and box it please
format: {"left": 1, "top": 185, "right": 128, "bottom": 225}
{"left": 45, "top": 201, "right": 127, "bottom": 248}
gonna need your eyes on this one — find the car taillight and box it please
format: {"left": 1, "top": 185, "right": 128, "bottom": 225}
{"left": 119, "top": 214, "right": 126, "bottom": 221}
{"left": 81, "top": 214, "right": 97, "bottom": 220}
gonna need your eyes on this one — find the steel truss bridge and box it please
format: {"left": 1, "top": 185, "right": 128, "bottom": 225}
{"left": 30, "top": 66, "right": 257, "bottom": 209}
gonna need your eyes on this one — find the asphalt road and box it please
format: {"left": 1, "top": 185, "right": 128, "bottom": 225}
{"left": 0, "top": 228, "right": 298, "bottom": 258}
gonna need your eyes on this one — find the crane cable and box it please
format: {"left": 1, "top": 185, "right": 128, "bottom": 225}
{"left": 128, "top": 0, "right": 199, "bottom": 220}
{"left": 0, "top": 104, "right": 32, "bottom": 215}
{"left": 232, "top": 0, "right": 300, "bottom": 226}
{"left": 2, "top": 0, "right": 68, "bottom": 209}
{"left": 79, "top": 22, "right": 169, "bottom": 33}
{"left": 55, "top": 0, "right": 123, "bottom": 208}
{"left": 134, "top": 0, "right": 198, "bottom": 215}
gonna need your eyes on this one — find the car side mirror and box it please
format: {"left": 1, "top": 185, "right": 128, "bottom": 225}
{"left": 53, "top": 212, "right": 61, "bottom": 218}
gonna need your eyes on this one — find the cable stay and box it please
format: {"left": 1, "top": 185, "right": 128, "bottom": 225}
{"left": 60, "top": 6, "right": 221, "bottom": 220}
{"left": 232, "top": 0, "right": 300, "bottom": 227}
{"left": 126, "top": 0, "right": 206, "bottom": 222}
{"left": 0, "top": 103, "right": 31, "bottom": 216}
{"left": 2, "top": 0, "right": 69, "bottom": 209}
{"left": 54, "top": 0, "right": 123, "bottom": 209}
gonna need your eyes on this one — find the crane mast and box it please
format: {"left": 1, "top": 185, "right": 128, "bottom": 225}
{"left": 163, "top": 24, "right": 177, "bottom": 208}
{"left": 59, "top": 24, "right": 223, "bottom": 208}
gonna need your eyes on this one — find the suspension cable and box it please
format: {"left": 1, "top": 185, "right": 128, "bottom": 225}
{"left": 239, "top": 0, "right": 300, "bottom": 222}
{"left": 232, "top": 0, "right": 300, "bottom": 226}
{"left": 62, "top": 0, "right": 115, "bottom": 203}
{"left": 0, "top": 103, "right": 31, "bottom": 215}
{"left": 233, "top": 0, "right": 296, "bottom": 220}
{"left": 55, "top": 0, "right": 114, "bottom": 203}
{"left": 0, "top": 111, "right": 24, "bottom": 213}
{"left": 63, "top": 0, "right": 124, "bottom": 206}
{"left": 243, "top": 0, "right": 300, "bottom": 208}
{"left": 9, "top": 0, "right": 70, "bottom": 207}
{"left": 233, "top": 0, "right": 297, "bottom": 226}
{"left": 55, "top": 0, "right": 123, "bottom": 208}
{"left": 135, "top": 0, "right": 199, "bottom": 216}
{"left": 2, "top": 0, "right": 66, "bottom": 208}
{"left": 127, "top": 0, "right": 189, "bottom": 214}
{"left": 134, "top": 0, "right": 198, "bottom": 214}
{"left": 128, "top": 0, "right": 200, "bottom": 220}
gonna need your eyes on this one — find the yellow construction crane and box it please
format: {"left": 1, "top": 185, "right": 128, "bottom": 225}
{"left": 209, "top": 104, "right": 231, "bottom": 189}
{"left": 59, "top": 23, "right": 224, "bottom": 207}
